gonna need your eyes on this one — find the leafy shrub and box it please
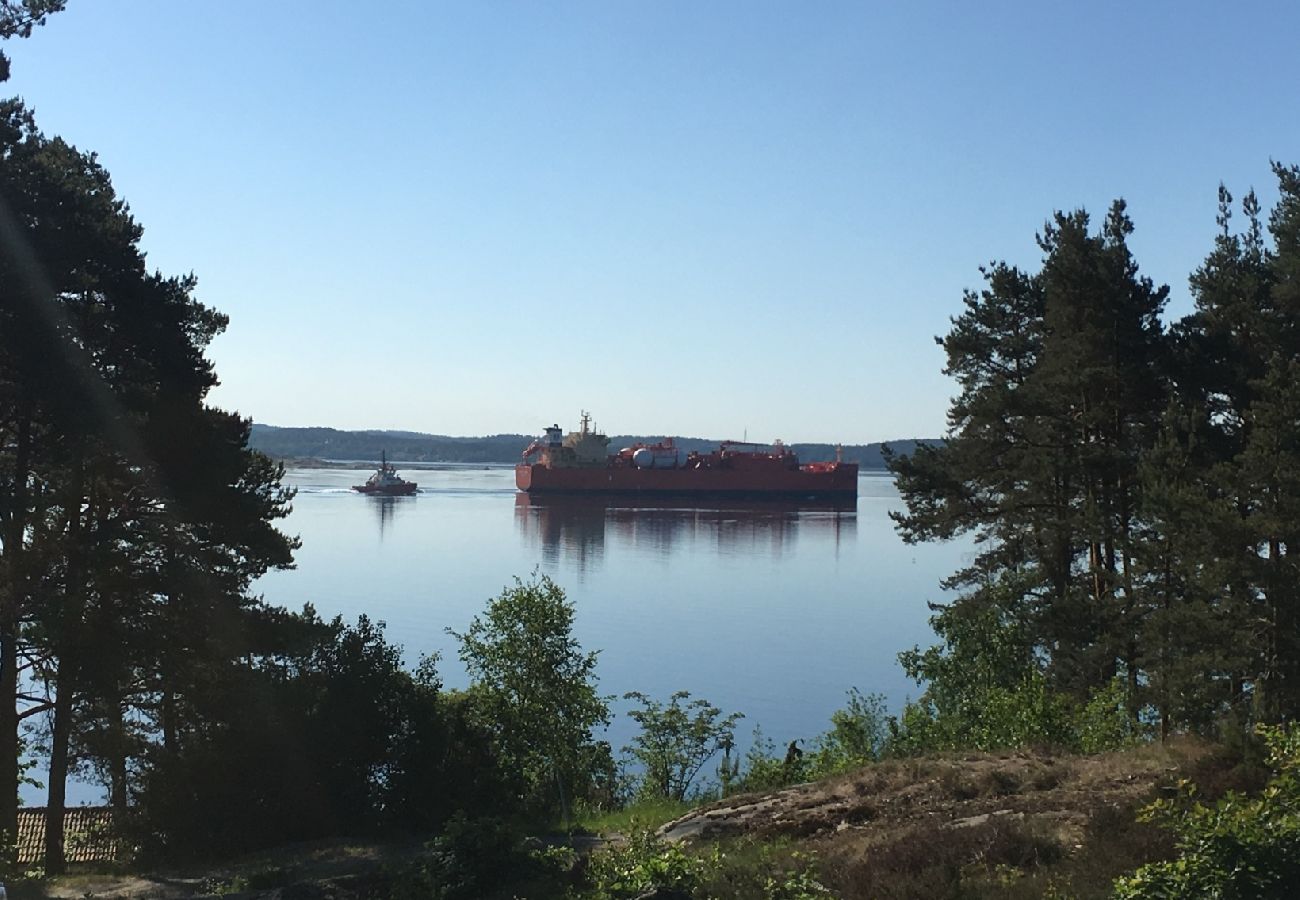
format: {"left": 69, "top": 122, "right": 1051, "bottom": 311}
{"left": 132, "top": 612, "right": 513, "bottom": 862}
{"left": 733, "top": 691, "right": 890, "bottom": 795}
{"left": 887, "top": 671, "right": 1076, "bottom": 755}
{"left": 1114, "top": 724, "right": 1300, "bottom": 898}
{"left": 735, "top": 726, "right": 798, "bottom": 793}
{"left": 389, "top": 814, "right": 516, "bottom": 900}
{"left": 763, "top": 850, "right": 838, "bottom": 899}
{"left": 389, "top": 813, "right": 572, "bottom": 900}
{"left": 807, "top": 689, "right": 888, "bottom": 777}
{"left": 1074, "top": 677, "right": 1147, "bottom": 753}
{"left": 622, "top": 690, "right": 744, "bottom": 802}
{"left": 583, "top": 829, "right": 711, "bottom": 899}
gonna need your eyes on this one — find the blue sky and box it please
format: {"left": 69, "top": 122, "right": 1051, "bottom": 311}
{"left": 6, "top": 1, "right": 1298, "bottom": 443}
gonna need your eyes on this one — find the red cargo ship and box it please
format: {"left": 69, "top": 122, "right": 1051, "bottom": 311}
{"left": 515, "top": 413, "right": 858, "bottom": 499}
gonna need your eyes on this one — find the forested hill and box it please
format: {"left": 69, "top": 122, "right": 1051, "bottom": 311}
{"left": 248, "top": 424, "right": 936, "bottom": 468}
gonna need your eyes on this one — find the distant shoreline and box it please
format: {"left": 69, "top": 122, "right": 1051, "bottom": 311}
{"left": 252, "top": 424, "right": 936, "bottom": 470}
{"left": 278, "top": 457, "right": 514, "bottom": 471}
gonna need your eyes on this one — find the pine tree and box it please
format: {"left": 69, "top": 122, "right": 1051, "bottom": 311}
{"left": 889, "top": 201, "right": 1170, "bottom": 718}
{"left": 0, "top": 94, "right": 297, "bottom": 868}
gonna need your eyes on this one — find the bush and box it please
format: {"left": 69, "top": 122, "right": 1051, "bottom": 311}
{"left": 583, "top": 829, "right": 711, "bottom": 899}
{"left": 736, "top": 726, "right": 796, "bottom": 793}
{"left": 389, "top": 813, "right": 572, "bottom": 900}
{"left": 1114, "top": 724, "right": 1300, "bottom": 898}
{"left": 131, "top": 612, "right": 514, "bottom": 861}
{"left": 1074, "top": 677, "right": 1147, "bottom": 753}
{"left": 622, "top": 690, "right": 744, "bottom": 802}
{"left": 807, "top": 689, "right": 888, "bottom": 777}
{"left": 886, "top": 671, "right": 1075, "bottom": 755}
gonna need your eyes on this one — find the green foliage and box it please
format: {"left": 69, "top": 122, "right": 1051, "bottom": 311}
{"left": 583, "top": 829, "right": 711, "bottom": 899}
{"left": 451, "top": 573, "right": 611, "bottom": 817}
{"left": 807, "top": 688, "right": 888, "bottom": 777}
{"left": 0, "top": 0, "right": 63, "bottom": 38}
{"left": 889, "top": 672, "right": 1076, "bottom": 755}
{"left": 890, "top": 666, "right": 1147, "bottom": 758}
{"left": 732, "top": 692, "right": 888, "bottom": 794}
{"left": 0, "top": 76, "right": 300, "bottom": 865}
{"left": 622, "top": 689, "right": 744, "bottom": 802}
{"left": 1074, "top": 677, "right": 1146, "bottom": 754}
{"left": 762, "top": 851, "right": 838, "bottom": 899}
{"left": 388, "top": 813, "right": 571, "bottom": 900}
{"left": 569, "top": 796, "right": 694, "bottom": 836}
{"left": 1114, "top": 725, "right": 1300, "bottom": 898}
{"left": 884, "top": 582, "right": 1159, "bottom": 756}
{"left": 133, "top": 612, "right": 509, "bottom": 860}
{"left": 888, "top": 598, "right": 1076, "bottom": 754}
{"left": 735, "top": 726, "right": 790, "bottom": 793}
{"left": 885, "top": 181, "right": 1300, "bottom": 739}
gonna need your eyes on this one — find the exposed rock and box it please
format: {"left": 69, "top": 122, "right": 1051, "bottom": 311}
{"left": 656, "top": 742, "right": 1211, "bottom": 853}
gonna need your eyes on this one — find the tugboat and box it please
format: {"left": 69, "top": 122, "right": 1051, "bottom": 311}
{"left": 352, "top": 451, "right": 418, "bottom": 496}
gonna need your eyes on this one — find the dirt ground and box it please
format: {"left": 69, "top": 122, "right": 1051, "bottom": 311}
{"left": 20, "top": 839, "right": 424, "bottom": 900}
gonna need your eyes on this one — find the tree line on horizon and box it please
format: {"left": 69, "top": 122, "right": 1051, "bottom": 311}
{"left": 247, "top": 423, "right": 930, "bottom": 468}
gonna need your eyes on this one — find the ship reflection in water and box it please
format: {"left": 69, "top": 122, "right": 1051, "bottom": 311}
{"left": 367, "top": 493, "right": 418, "bottom": 539}
{"left": 513, "top": 493, "right": 857, "bottom": 574}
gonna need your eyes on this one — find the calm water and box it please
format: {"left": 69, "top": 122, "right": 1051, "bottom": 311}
{"left": 39, "top": 465, "right": 972, "bottom": 805}
{"left": 256, "top": 465, "right": 973, "bottom": 754}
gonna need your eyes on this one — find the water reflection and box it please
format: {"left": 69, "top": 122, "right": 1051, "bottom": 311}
{"left": 367, "top": 494, "right": 417, "bottom": 539}
{"left": 514, "top": 493, "right": 857, "bottom": 573}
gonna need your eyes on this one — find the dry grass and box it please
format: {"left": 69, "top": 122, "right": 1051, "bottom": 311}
{"left": 657, "top": 739, "right": 1226, "bottom": 900}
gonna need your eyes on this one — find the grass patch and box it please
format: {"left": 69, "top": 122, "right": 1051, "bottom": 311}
{"left": 566, "top": 797, "right": 695, "bottom": 835}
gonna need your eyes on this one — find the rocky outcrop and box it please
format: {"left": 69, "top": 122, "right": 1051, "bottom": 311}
{"left": 656, "top": 743, "right": 1208, "bottom": 850}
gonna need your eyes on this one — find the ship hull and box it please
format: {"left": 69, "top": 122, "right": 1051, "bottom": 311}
{"left": 515, "top": 462, "right": 858, "bottom": 499}
{"left": 352, "top": 483, "right": 418, "bottom": 496}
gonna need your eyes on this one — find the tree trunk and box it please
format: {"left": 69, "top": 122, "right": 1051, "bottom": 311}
{"left": 0, "top": 627, "right": 17, "bottom": 860}
{"left": 43, "top": 672, "right": 73, "bottom": 874}
{"left": 45, "top": 442, "right": 86, "bottom": 875}
{"left": 0, "top": 408, "right": 32, "bottom": 855}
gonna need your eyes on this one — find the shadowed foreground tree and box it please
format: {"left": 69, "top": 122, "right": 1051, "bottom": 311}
{"left": 0, "top": 34, "right": 300, "bottom": 867}
{"left": 132, "top": 612, "right": 512, "bottom": 861}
